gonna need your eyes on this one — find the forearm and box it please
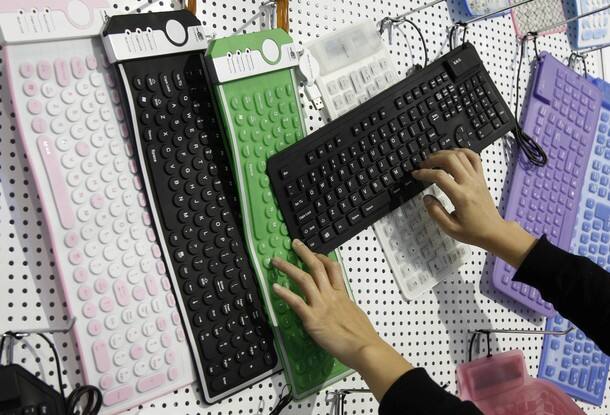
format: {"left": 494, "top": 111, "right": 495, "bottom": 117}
{"left": 481, "top": 220, "right": 537, "bottom": 268}
{"left": 354, "top": 340, "right": 413, "bottom": 401}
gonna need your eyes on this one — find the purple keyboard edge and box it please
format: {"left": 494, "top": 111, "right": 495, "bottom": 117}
{"left": 491, "top": 52, "right": 602, "bottom": 316}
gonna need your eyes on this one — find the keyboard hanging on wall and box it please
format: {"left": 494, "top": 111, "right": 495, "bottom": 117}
{"left": 572, "top": 0, "right": 610, "bottom": 49}
{"left": 511, "top": 0, "right": 567, "bottom": 38}
{"left": 491, "top": 53, "right": 602, "bottom": 317}
{"left": 0, "top": 2, "right": 195, "bottom": 413}
{"left": 304, "top": 22, "right": 470, "bottom": 300}
{"left": 267, "top": 42, "right": 517, "bottom": 254}
{"left": 537, "top": 76, "right": 610, "bottom": 406}
{"left": 206, "top": 29, "right": 354, "bottom": 399}
{"left": 102, "top": 10, "right": 279, "bottom": 404}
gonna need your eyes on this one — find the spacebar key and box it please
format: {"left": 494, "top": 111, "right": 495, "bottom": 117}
{"left": 361, "top": 192, "right": 390, "bottom": 217}
{"left": 37, "top": 136, "right": 75, "bottom": 229}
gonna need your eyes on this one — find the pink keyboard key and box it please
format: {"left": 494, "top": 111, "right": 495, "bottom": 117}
{"left": 103, "top": 385, "right": 133, "bottom": 406}
{"left": 171, "top": 311, "right": 180, "bottom": 326}
{"left": 134, "top": 176, "right": 143, "bottom": 191}
{"left": 75, "top": 142, "right": 90, "bottom": 156}
{"left": 31, "top": 117, "right": 47, "bottom": 133}
{"left": 94, "top": 278, "right": 109, "bottom": 294}
{"left": 37, "top": 60, "right": 52, "bottom": 80}
{"left": 128, "top": 160, "right": 138, "bottom": 174}
{"left": 85, "top": 55, "right": 98, "bottom": 70}
{"left": 143, "top": 212, "right": 151, "bottom": 226}
{"left": 82, "top": 301, "right": 97, "bottom": 318}
{"left": 73, "top": 267, "right": 88, "bottom": 283}
{"left": 92, "top": 340, "right": 110, "bottom": 372}
{"left": 70, "top": 57, "right": 86, "bottom": 79}
{"left": 166, "top": 293, "right": 176, "bottom": 307}
{"left": 156, "top": 317, "right": 167, "bottom": 332}
{"left": 99, "top": 296, "right": 114, "bottom": 313}
{"left": 119, "top": 123, "right": 129, "bottom": 138}
{"left": 113, "top": 280, "right": 130, "bottom": 307}
{"left": 64, "top": 231, "right": 79, "bottom": 248}
{"left": 23, "top": 81, "right": 38, "bottom": 97}
{"left": 99, "top": 374, "right": 113, "bottom": 390}
{"left": 130, "top": 344, "right": 144, "bottom": 360}
{"left": 145, "top": 276, "right": 158, "bottom": 296}
{"left": 87, "top": 319, "right": 102, "bottom": 336}
{"left": 156, "top": 260, "right": 166, "bottom": 274}
{"left": 90, "top": 193, "right": 104, "bottom": 209}
{"left": 54, "top": 58, "right": 70, "bottom": 87}
{"left": 19, "top": 62, "right": 34, "bottom": 78}
{"left": 77, "top": 285, "right": 92, "bottom": 301}
{"left": 176, "top": 327, "right": 185, "bottom": 342}
{"left": 167, "top": 367, "right": 179, "bottom": 381}
{"left": 26, "top": 99, "right": 42, "bottom": 114}
{"left": 115, "top": 107, "right": 125, "bottom": 121}
{"left": 160, "top": 333, "right": 171, "bottom": 348}
{"left": 136, "top": 373, "right": 165, "bottom": 393}
{"left": 146, "top": 228, "right": 156, "bottom": 242}
{"left": 132, "top": 286, "right": 145, "bottom": 301}
{"left": 137, "top": 193, "right": 147, "bottom": 207}
{"left": 160, "top": 277, "right": 171, "bottom": 291}
{"left": 68, "top": 249, "right": 83, "bottom": 265}
{"left": 37, "top": 136, "right": 75, "bottom": 229}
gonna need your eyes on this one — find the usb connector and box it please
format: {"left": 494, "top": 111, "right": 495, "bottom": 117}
{"left": 298, "top": 48, "right": 324, "bottom": 110}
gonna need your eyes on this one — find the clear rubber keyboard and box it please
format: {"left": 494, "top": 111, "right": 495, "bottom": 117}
{"left": 573, "top": 0, "right": 610, "bottom": 49}
{"left": 464, "top": 0, "right": 511, "bottom": 16}
{"left": 511, "top": 0, "right": 567, "bottom": 38}
{"left": 374, "top": 186, "right": 469, "bottom": 300}
{"left": 4, "top": 38, "right": 194, "bottom": 413}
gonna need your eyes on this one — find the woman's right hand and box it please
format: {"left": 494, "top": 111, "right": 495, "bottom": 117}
{"left": 411, "top": 149, "right": 537, "bottom": 268}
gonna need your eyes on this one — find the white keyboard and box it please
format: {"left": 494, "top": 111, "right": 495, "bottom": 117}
{"left": 374, "top": 186, "right": 469, "bottom": 301}
{"left": 305, "top": 21, "right": 467, "bottom": 300}
{"left": 306, "top": 20, "right": 400, "bottom": 120}
{"left": 4, "top": 37, "right": 194, "bottom": 414}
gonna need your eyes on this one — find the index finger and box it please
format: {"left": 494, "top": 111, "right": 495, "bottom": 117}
{"left": 419, "top": 150, "right": 469, "bottom": 182}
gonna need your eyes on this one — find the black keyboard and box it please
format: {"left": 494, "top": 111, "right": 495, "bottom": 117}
{"left": 103, "top": 12, "right": 278, "bottom": 403}
{"left": 268, "top": 43, "right": 516, "bottom": 253}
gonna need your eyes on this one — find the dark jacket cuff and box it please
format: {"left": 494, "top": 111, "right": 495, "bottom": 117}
{"left": 513, "top": 235, "right": 562, "bottom": 286}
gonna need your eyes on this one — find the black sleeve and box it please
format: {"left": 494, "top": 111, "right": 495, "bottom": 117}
{"left": 514, "top": 235, "right": 610, "bottom": 355}
{"left": 378, "top": 368, "right": 482, "bottom": 415}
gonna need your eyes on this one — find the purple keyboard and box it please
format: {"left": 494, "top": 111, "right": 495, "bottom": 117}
{"left": 492, "top": 52, "right": 602, "bottom": 316}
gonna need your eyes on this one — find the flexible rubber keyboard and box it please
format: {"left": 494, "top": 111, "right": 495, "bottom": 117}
{"left": 573, "top": 0, "right": 610, "bottom": 49}
{"left": 374, "top": 186, "right": 469, "bottom": 300}
{"left": 538, "top": 315, "right": 609, "bottom": 405}
{"left": 511, "top": 0, "right": 567, "bottom": 38}
{"left": 268, "top": 43, "right": 516, "bottom": 254}
{"left": 492, "top": 53, "right": 602, "bottom": 316}
{"left": 103, "top": 11, "right": 278, "bottom": 403}
{"left": 206, "top": 29, "right": 353, "bottom": 399}
{"left": 0, "top": 3, "right": 194, "bottom": 413}
{"left": 464, "top": 0, "right": 510, "bottom": 16}
{"left": 536, "top": 76, "right": 610, "bottom": 406}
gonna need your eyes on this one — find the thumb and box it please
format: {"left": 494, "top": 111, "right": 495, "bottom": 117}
{"left": 423, "top": 195, "right": 460, "bottom": 236}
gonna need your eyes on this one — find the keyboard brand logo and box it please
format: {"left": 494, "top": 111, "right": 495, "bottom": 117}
{"left": 451, "top": 57, "right": 462, "bottom": 66}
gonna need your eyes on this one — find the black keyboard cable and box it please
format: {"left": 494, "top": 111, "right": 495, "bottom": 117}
{"left": 379, "top": 16, "right": 429, "bottom": 68}
{"left": 513, "top": 32, "right": 548, "bottom": 167}
{"left": 1, "top": 330, "right": 103, "bottom": 415}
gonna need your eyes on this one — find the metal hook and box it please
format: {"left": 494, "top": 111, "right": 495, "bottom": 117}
{"left": 379, "top": 0, "right": 446, "bottom": 35}
{"left": 1, "top": 317, "right": 76, "bottom": 338}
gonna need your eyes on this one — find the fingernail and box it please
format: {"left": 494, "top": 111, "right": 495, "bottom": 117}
{"left": 412, "top": 170, "right": 421, "bottom": 177}
{"left": 271, "top": 257, "right": 279, "bottom": 266}
{"left": 272, "top": 283, "right": 282, "bottom": 292}
{"left": 292, "top": 239, "right": 303, "bottom": 247}
{"left": 423, "top": 195, "right": 432, "bottom": 205}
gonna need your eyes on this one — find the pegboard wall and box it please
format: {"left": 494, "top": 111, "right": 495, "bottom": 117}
{"left": 0, "top": 0, "right": 607, "bottom": 414}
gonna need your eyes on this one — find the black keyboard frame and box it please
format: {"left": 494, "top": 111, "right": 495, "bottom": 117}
{"left": 268, "top": 43, "right": 516, "bottom": 253}
{"left": 104, "top": 11, "right": 279, "bottom": 404}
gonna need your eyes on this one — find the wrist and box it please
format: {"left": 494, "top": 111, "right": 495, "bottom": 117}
{"left": 483, "top": 220, "right": 537, "bottom": 268}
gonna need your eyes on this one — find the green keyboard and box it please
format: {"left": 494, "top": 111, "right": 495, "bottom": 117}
{"left": 206, "top": 29, "right": 353, "bottom": 398}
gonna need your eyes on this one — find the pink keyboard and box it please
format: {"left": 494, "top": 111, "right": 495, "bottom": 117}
{"left": 0, "top": 2, "right": 194, "bottom": 413}
{"left": 457, "top": 350, "right": 586, "bottom": 415}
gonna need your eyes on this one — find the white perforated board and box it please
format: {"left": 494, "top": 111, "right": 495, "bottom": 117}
{"left": 0, "top": 0, "right": 607, "bottom": 414}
